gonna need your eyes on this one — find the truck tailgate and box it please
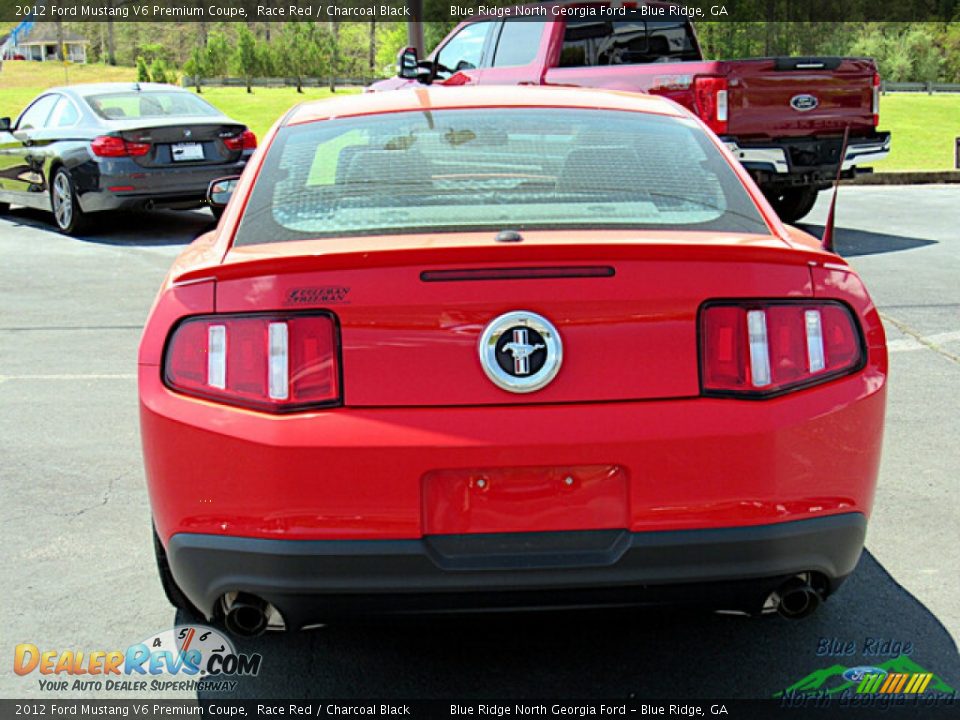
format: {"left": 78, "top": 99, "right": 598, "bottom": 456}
{"left": 723, "top": 57, "right": 877, "bottom": 139}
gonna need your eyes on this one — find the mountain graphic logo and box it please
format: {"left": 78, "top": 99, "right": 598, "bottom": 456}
{"left": 775, "top": 655, "right": 955, "bottom": 698}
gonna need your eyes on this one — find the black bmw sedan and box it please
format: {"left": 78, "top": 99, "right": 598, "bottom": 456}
{"left": 0, "top": 82, "right": 255, "bottom": 234}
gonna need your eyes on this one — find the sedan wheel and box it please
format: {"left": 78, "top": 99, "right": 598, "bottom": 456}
{"left": 50, "top": 168, "right": 88, "bottom": 235}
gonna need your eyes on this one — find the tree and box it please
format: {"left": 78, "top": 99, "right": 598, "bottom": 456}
{"left": 183, "top": 46, "right": 206, "bottom": 93}
{"left": 233, "top": 24, "right": 259, "bottom": 93}
{"left": 280, "top": 22, "right": 319, "bottom": 93}
{"left": 149, "top": 57, "right": 169, "bottom": 84}
{"left": 205, "top": 29, "right": 230, "bottom": 80}
{"left": 136, "top": 55, "right": 150, "bottom": 83}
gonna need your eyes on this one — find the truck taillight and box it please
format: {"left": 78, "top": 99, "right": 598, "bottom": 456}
{"left": 164, "top": 314, "right": 340, "bottom": 411}
{"left": 223, "top": 129, "right": 257, "bottom": 151}
{"left": 693, "top": 76, "right": 729, "bottom": 136}
{"left": 872, "top": 73, "right": 881, "bottom": 126}
{"left": 701, "top": 302, "right": 863, "bottom": 396}
{"left": 91, "top": 135, "right": 150, "bottom": 158}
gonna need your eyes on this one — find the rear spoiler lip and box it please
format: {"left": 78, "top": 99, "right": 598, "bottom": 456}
{"left": 171, "top": 241, "right": 838, "bottom": 286}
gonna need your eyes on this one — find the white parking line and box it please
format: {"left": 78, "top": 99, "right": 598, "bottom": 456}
{"left": 888, "top": 330, "right": 960, "bottom": 353}
{"left": 0, "top": 373, "right": 136, "bottom": 384}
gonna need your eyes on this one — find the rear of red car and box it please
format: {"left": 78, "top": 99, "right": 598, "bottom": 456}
{"left": 139, "top": 88, "right": 886, "bottom": 634}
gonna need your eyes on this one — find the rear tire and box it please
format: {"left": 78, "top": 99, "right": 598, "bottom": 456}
{"left": 0, "top": 201, "right": 10, "bottom": 214}
{"left": 764, "top": 187, "right": 820, "bottom": 224}
{"left": 153, "top": 528, "right": 203, "bottom": 619}
{"left": 50, "top": 167, "right": 90, "bottom": 235}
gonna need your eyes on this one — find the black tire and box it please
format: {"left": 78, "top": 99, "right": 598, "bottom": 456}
{"left": 153, "top": 528, "right": 204, "bottom": 619}
{"left": 209, "top": 205, "right": 225, "bottom": 222}
{"left": 50, "top": 167, "right": 90, "bottom": 235}
{"left": 0, "top": 201, "right": 10, "bottom": 214}
{"left": 764, "top": 187, "right": 820, "bottom": 224}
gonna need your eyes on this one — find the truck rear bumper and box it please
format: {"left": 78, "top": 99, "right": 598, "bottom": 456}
{"left": 167, "top": 513, "right": 866, "bottom": 624}
{"left": 724, "top": 132, "right": 891, "bottom": 176}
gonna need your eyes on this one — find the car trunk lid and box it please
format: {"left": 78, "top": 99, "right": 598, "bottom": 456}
{"left": 200, "top": 231, "right": 818, "bottom": 407}
{"left": 113, "top": 117, "right": 247, "bottom": 167}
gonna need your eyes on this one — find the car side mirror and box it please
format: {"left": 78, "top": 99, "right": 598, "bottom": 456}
{"left": 207, "top": 176, "right": 240, "bottom": 209}
{"left": 0, "top": 117, "right": 11, "bottom": 132}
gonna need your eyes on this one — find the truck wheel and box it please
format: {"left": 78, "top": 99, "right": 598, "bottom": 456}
{"left": 153, "top": 528, "right": 203, "bottom": 619}
{"left": 765, "top": 187, "right": 820, "bottom": 224}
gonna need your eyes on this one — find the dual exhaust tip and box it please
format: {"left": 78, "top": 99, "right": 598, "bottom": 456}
{"left": 773, "top": 576, "right": 823, "bottom": 620}
{"left": 222, "top": 592, "right": 272, "bottom": 637}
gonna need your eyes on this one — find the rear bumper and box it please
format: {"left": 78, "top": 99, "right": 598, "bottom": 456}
{"left": 724, "top": 132, "right": 891, "bottom": 178}
{"left": 76, "top": 156, "right": 249, "bottom": 213}
{"left": 167, "top": 514, "right": 866, "bottom": 623}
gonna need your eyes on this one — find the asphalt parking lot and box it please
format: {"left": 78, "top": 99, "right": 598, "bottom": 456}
{"left": 1, "top": 186, "right": 958, "bottom": 700}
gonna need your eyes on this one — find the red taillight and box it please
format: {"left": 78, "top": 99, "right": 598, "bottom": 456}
{"left": 91, "top": 135, "right": 150, "bottom": 158}
{"left": 872, "top": 72, "right": 881, "bottom": 127}
{"left": 223, "top": 129, "right": 257, "bottom": 152}
{"left": 164, "top": 314, "right": 340, "bottom": 411}
{"left": 693, "top": 76, "right": 729, "bottom": 136}
{"left": 701, "top": 302, "right": 862, "bottom": 396}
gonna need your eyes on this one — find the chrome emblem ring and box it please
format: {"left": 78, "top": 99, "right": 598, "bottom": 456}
{"left": 478, "top": 311, "right": 563, "bottom": 393}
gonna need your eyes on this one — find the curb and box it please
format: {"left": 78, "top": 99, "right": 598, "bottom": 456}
{"left": 844, "top": 171, "right": 960, "bottom": 185}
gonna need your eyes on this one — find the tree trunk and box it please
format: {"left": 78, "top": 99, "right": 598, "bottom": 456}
{"left": 369, "top": 21, "right": 376, "bottom": 74}
{"left": 55, "top": 21, "right": 65, "bottom": 61}
{"left": 329, "top": 18, "right": 339, "bottom": 93}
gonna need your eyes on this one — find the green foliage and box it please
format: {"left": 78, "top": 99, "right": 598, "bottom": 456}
{"left": 232, "top": 24, "right": 259, "bottom": 93}
{"left": 135, "top": 56, "right": 150, "bottom": 83}
{"left": 183, "top": 46, "right": 206, "bottom": 92}
{"left": 149, "top": 57, "right": 170, "bottom": 85}
{"left": 205, "top": 29, "right": 230, "bottom": 79}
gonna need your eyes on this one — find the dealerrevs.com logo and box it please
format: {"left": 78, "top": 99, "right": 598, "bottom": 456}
{"left": 14, "top": 625, "right": 262, "bottom": 693}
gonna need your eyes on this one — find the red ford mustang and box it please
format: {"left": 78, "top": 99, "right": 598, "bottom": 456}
{"left": 139, "top": 86, "right": 887, "bottom": 637}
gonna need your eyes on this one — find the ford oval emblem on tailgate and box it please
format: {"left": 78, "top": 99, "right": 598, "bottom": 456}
{"left": 790, "top": 94, "right": 819, "bottom": 112}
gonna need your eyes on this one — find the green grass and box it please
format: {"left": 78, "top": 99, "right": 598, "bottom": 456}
{"left": 872, "top": 93, "right": 960, "bottom": 172}
{"left": 1, "top": 61, "right": 957, "bottom": 171}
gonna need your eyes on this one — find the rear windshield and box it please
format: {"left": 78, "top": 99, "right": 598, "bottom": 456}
{"left": 85, "top": 91, "right": 220, "bottom": 120}
{"left": 234, "top": 107, "right": 769, "bottom": 246}
{"left": 559, "top": 21, "right": 701, "bottom": 66}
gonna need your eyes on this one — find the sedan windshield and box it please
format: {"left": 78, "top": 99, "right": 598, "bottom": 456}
{"left": 234, "top": 107, "right": 770, "bottom": 245}
{"left": 85, "top": 91, "right": 220, "bottom": 120}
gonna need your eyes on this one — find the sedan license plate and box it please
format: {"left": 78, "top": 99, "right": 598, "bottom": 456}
{"left": 171, "top": 142, "right": 204, "bottom": 162}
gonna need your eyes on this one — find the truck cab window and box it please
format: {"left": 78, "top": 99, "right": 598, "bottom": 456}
{"left": 560, "top": 20, "right": 698, "bottom": 67}
{"left": 435, "top": 21, "right": 493, "bottom": 77}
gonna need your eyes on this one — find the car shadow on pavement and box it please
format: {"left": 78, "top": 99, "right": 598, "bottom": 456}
{"left": 188, "top": 550, "right": 959, "bottom": 699}
{"left": 3, "top": 207, "right": 214, "bottom": 246}
{"left": 799, "top": 225, "right": 937, "bottom": 258}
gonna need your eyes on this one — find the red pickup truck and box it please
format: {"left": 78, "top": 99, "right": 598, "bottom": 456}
{"left": 369, "top": 14, "right": 891, "bottom": 223}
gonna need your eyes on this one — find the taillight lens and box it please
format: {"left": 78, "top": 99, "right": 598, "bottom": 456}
{"left": 164, "top": 314, "right": 340, "bottom": 411}
{"left": 872, "top": 72, "right": 881, "bottom": 126}
{"left": 701, "top": 302, "right": 862, "bottom": 396}
{"left": 91, "top": 135, "right": 150, "bottom": 158}
{"left": 693, "top": 76, "right": 729, "bottom": 136}
{"left": 223, "top": 129, "right": 257, "bottom": 152}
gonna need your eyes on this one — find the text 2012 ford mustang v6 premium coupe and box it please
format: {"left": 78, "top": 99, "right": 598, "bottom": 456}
{"left": 139, "top": 86, "right": 886, "bottom": 637}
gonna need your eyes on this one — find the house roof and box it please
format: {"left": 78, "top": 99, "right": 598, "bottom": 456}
{"left": 16, "top": 23, "right": 88, "bottom": 45}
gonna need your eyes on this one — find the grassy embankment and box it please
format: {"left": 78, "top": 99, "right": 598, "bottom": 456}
{"left": 1, "top": 61, "right": 958, "bottom": 171}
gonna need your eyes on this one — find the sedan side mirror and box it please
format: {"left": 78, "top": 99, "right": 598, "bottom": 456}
{"left": 207, "top": 176, "right": 240, "bottom": 208}
{"left": 0, "top": 117, "right": 11, "bottom": 132}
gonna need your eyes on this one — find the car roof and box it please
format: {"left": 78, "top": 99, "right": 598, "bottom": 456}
{"left": 46, "top": 83, "right": 190, "bottom": 97}
{"left": 286, "top": 85, "right": 689, "bottom": 126}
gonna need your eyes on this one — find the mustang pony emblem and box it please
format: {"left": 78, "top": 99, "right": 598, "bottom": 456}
{"left": 479, "top": 311, "right": 563, "bottom": 393}
{"left": 501, "top": 329, "right": 545, "bottom": 376}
